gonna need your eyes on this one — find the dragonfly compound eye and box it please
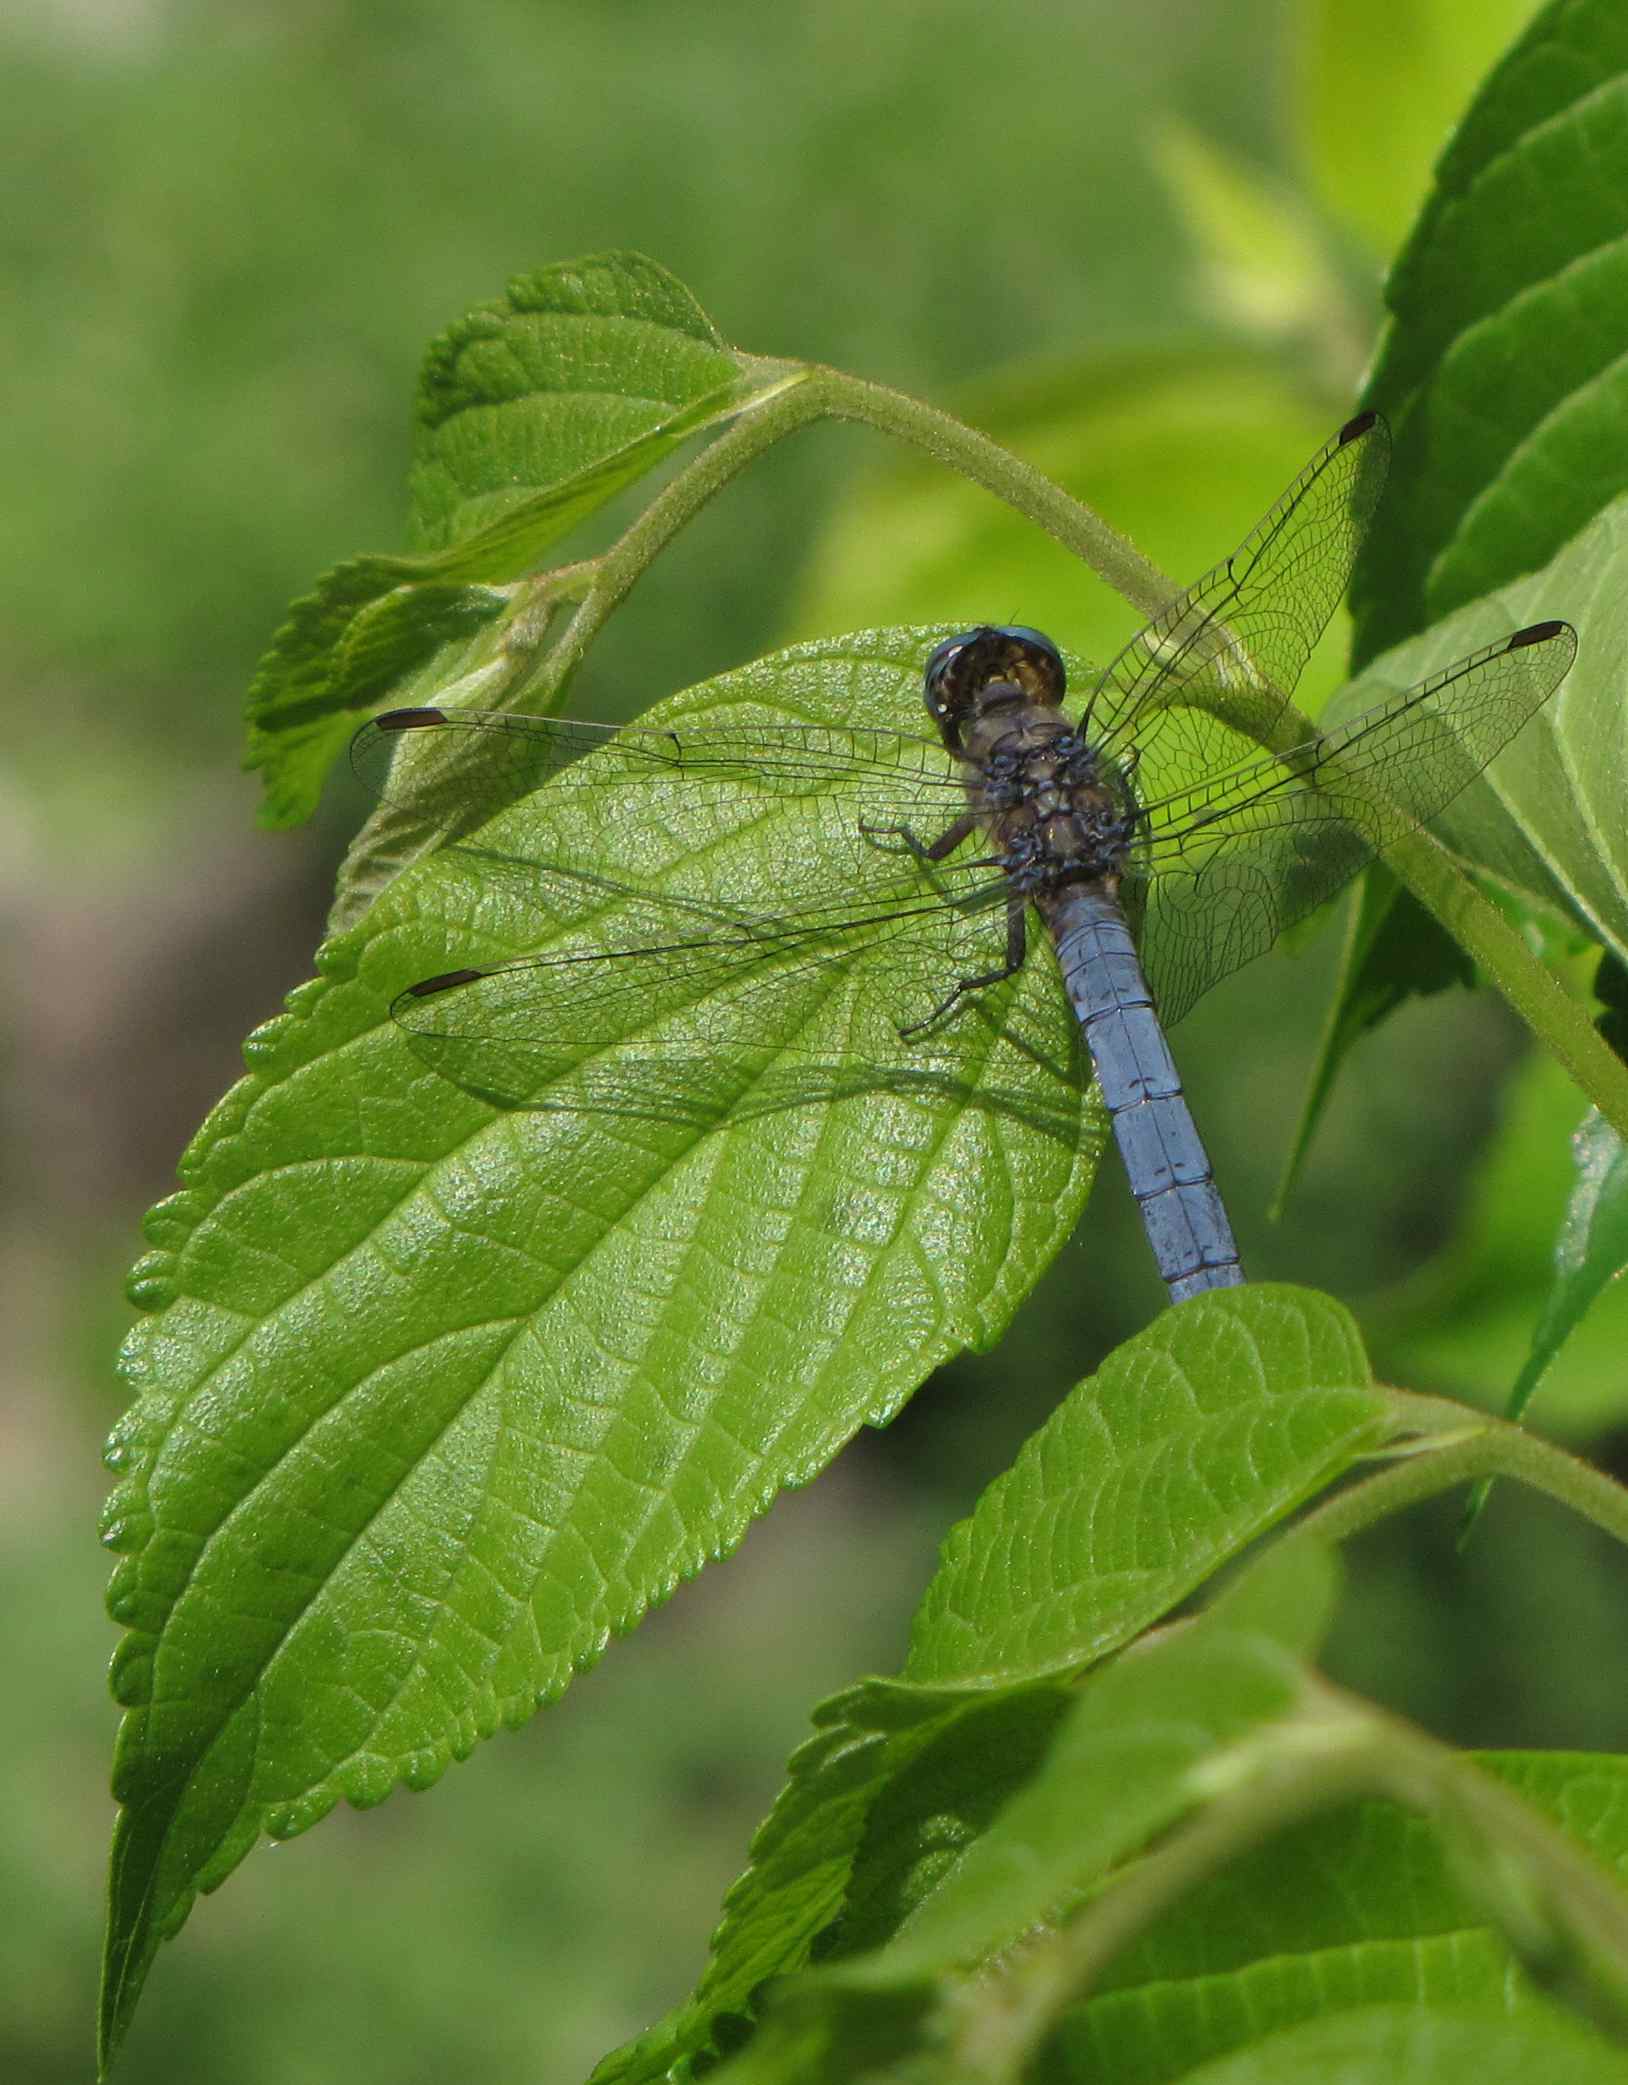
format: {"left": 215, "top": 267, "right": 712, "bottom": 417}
{"left": 995, "top": 627, "right": 1066, "bottom": 703}
{"left": 925, "top": 625, "right": 1068, "bottom": 721}
{"left": 923, "top": 631, "right": 979, "bottom": 723}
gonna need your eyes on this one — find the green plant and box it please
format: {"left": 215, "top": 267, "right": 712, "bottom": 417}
{"left": 101, "top": 4, "right": 1628, "bottom": 2076}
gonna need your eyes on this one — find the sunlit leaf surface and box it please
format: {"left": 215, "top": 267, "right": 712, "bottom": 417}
{"left": 1352, "top": 0, "right": 1628, "bottom": 663}
{"left": 906, "top": 1287, "right": 1384, "bottom": 1684}
{"left": 101, "top": 631, "right": 1100, "bottom": 2057}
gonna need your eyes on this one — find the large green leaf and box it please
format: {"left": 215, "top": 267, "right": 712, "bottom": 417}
{"left": 1287, "top": 3, "right": 1628, "bottom": 1152}
{"left": 905, "top": 1286, "right": 1386, "bottom": 1684}
{"left": 100, "top": 629, "right": 1098, "bottom": 2066}
{"left": 588, "top": 1675, "right": 1076, "bottom": 2084}
{"left": 1155, "top": 2005, "right": 1628, "bottom": 2085}
{"left": 1332, "top": 496, "right": 1628, "bottom": 968}
{"left": 244, "top": 252, "right": 773, "bottom": 826}
{"left": 1049, "top": 1752, "right": 1628, "bottom": 2082}
{"left": 1294, "top": 0, "right": 1543, "bottom": 260}
{"left": 1351, "top": 0, "right": 1628, "bottom": 665}
{"left": 1287, "top": 483, "right": 1628, "bottom": 1173}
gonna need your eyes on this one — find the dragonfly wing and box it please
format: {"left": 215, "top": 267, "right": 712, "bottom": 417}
{"left": 351, "top": 707, "right": 966, "bottom": 831}
{"left": 351, "top": 710, "right": 623, "bottom": 832}
{"left": 1129, "top": 619, "right": 1578, "bottom": 1027}
{"left": 377, "top": 730, "right": 1081, "bottom": 1116}
{"left": 1085, "top": 414, "right": 1391, "bottom": 792}
{"left": 393, "top": 869, "right": 1079, "bottom": 1118}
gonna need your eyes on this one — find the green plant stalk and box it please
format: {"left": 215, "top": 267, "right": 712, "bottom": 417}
{"left": 1386, "top": 826, "right": 1628, "bottom": 1139}
{"left": 1297, "top": 1390, "right": 1628, "bottom": 1550}
{"left": 506, "top": 363, "right": 823, "bottom": 710}
{"left": 526, "top": 360, "right": 1168, "bottom": 706}
{"left": 498, "top": 359, "right": 1626, "bottom": 1136}
{"left": 945, "top": 1679, "right": 1628, "bottom": 2082}
{"left": 812, "top": 369, "right": 1174, "bottom": 615}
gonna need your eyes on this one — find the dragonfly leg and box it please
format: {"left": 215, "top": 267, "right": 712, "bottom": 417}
{"left": 859, "top": 809, "right": 980, "bottom": 862}
{"left": 899, "top": 895, "right": 1028, "bottom": 1038}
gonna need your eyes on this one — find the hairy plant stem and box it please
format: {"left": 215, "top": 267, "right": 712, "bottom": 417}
{"left": 1298, "top": 1389, "right": 1628, "bottom": 1550}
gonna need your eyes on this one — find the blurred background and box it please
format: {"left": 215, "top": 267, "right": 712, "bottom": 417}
{"left": 8, "top": 1, "right": 1627, "bottom": 2079}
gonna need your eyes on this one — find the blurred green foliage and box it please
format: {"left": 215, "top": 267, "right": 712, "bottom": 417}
{"left": 10, "top": 0, "right": 1627, "bottom": 2079}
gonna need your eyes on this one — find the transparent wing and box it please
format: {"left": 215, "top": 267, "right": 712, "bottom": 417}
{"left": 1083, "top": 413, "right": 1391, "bottom": 793}
{"left": 370, "top": 732, "right": 1082, "bottom": 1121}
{"left": 351, "top": 704, "right": 968, "bottom": 832}
{"left": 391, "top": 878, "right": 1080, "bottom": 1119}
{"left": 1125, "top": 619, "right": 1578, "bottom": 1027}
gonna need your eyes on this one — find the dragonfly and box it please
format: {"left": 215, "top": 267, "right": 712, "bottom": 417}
{"left": 352, "top": 411, "right": 1576, "bottom": 1305}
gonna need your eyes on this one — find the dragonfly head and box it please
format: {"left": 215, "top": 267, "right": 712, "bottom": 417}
{"left": 923, "top": 626, "right": 1066, "bottom": 752}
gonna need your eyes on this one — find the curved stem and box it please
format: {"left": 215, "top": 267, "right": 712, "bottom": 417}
{"left": 528, "top": 363, "right": 828, "bottom": 701}
{"left": 530, "top": 356, "right": 1180, "bottom": 713}
{"left": 1297, "top": 1392, "right": 1628, "bottom": 1550}
{"left": 810, "top": 369, "right": 1174, "bottom": 615}
{"left": 1386, "top": 829, "right": 1628, "bottom": 1140}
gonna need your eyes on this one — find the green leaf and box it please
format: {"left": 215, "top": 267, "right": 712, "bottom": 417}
{"left": 404, "top": 251, "right": 739, "bottom": 550}
{"left": 1049, "top": 1751, "right": 1628, "bottom": 2083}
{"left": 905, "top": 1286, "right": 1388, "bottom": 1685}
{"left": 589, "top": 1676, "right": 1075, "bottom": 2084}
{"left": 1281, "top": 5, "right": 1628, "bottom": 1128}
{"left": 1307, "top": 485, "right": 1628, "bottom": 1119}
{"left": 244, "top": 252, "right": 772, "bottom": 826}
{"left": 870, "top": 1552, "right": 1341, "bottom": 1984}
{"left": 100, "top": 630, "right": 1099, "bottom": 2069}
{"left": 245, "top": 564, "right": 515, "bottom": 828}
{"left": 1152, "top": 2003, "right": 1628, "bottom": 2085}
{"left": 1505, "top": 1111, "right": 1628, "bottom": 1429}
{"left": 1294, "top": 0, "right": 1543, "bottom": 260}
{"left": 1351, "top": 0, "right": 1628, "bottom": 664}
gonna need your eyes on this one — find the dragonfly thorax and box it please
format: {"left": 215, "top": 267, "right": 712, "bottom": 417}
{"left": 926, "top": 625, "right": 1140, "bottom": 894}
{"left": 978, "top": 733, "right": 1140, "bottom": 895}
